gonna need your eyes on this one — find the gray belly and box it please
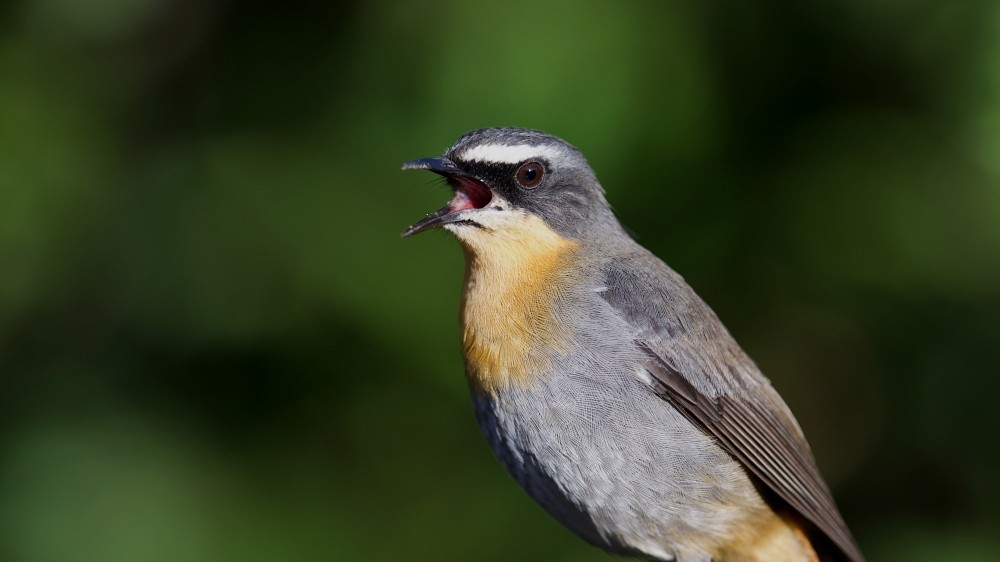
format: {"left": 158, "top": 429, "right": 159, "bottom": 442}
{"left": 471, "top": 365, "right": 766, "bottom": 561}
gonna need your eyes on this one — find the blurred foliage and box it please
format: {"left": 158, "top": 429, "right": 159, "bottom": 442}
{"left": 0, "top": 0, "right": 999, "bottom": 561}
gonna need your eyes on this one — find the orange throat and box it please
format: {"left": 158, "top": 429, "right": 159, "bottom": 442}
{"left": 454, "top": 214, "right": 580, "bottom": 394}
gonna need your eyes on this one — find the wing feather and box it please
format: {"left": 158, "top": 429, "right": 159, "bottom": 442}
{"left": 602, "top": 258, "right": 864, "bottom": 562}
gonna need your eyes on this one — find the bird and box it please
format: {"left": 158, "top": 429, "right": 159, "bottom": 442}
{"left": 400, "top": 128, "right": 864, "bottom": 562}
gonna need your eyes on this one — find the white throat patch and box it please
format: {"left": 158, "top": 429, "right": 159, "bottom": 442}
{"left": 458, "top": 143, "right": 564, "bottom": 165}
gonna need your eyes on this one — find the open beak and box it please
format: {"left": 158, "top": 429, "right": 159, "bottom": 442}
{"left": 401, "top": 157, "right": 493, "bottom": 237}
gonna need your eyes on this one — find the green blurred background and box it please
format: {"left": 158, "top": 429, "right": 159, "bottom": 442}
{"left": 1, "top": 0, "right": 999, "bottom": 560}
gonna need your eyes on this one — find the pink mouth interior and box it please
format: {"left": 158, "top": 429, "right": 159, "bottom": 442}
{"left": 448, "top": 177, "right": 492, "bottom": 212}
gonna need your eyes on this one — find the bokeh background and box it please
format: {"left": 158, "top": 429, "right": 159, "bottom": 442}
{"left": 2, "top": 0, "right": 999, "bottom": 560}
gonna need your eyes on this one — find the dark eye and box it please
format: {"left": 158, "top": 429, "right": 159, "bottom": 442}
{"left": 516, "top": 161, "right": 544, "bottom": 188}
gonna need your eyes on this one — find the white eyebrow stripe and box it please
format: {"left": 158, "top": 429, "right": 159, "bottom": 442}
{"left": 457, "top": 143, "right": 564, "bottom": 164}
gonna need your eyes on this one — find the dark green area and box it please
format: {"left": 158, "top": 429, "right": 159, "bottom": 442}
{"left": 1, "top": 1, "right": 998, "bottom": 560}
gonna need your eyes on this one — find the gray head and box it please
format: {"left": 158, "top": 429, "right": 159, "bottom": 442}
{"left": 401, "top": 128, "right": 618, "bottom": 243}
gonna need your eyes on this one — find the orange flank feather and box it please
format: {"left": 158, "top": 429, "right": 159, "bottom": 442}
{"left": 717, "top": 511, "right": 820, "bottom": 562}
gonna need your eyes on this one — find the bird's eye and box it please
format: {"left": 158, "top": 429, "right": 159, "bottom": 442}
{"left": 516, "top": 161, "right": 544, "bottom": 189}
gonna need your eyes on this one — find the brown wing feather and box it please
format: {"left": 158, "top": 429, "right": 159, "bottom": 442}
{"left": 600, "top": 253, "right": 863, "bottom": 561}
{"left": 639, "top": 344, "right": 864, "bottom": 562}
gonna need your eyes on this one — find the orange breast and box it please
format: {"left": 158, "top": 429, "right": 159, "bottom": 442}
{"left": 456, "top": 213, "right": 580, "bottom": 394}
